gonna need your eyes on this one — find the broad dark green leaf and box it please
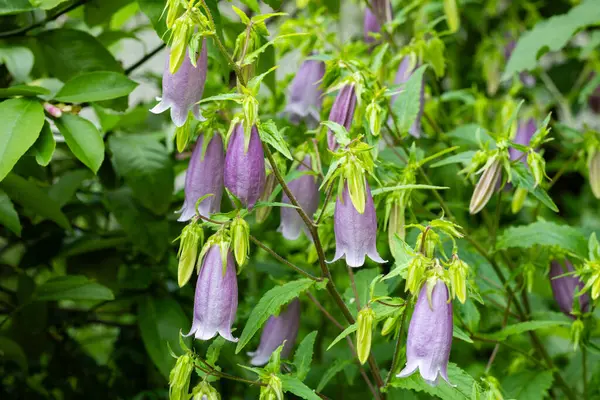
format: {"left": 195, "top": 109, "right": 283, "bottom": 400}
{"left": 0, "top": 189, "right": 21, "bottom": 236}
{"left": 138, "top": 296, "right": 191, "bottom": 378}
{"left": 293, "top": 331, "right": 317, "bottom": 381}
{"left": 503, "top": 370, "right": 554, "bottom": 400}
{"left": 0, "top": 98, "right": 45, "bottom": 181}
{"left": 36, "top": 29, "right": 123, "bottom": 81}
{"left": 280, "top": 375, "right": 321, "bottom": 400}
{"left": 55, "top": 114, "right": 105, "bottom": 174}
{"left": 35, "top": 275, "right": 114, "bottom": 301}
{"left": 0, "top": 173, "right": 70, "bottom": 229}
{"left": 105, "top": 188, "right": 169, "bottom": 259}
{"left": 54, "top": 72, "right": 138, "bottom": 103}
{"left": 0, "top": 0, "right": 35, "bottom": 14}
{"left": 391, "top": 65, "right": 427, "bottom": 134}
{"left": 0, "top": 85, "right": 51, "bottom": 98}
{"left": 108, "top": 135, "right": 174, "bottom": 215}
{"left": 0, "top": 337, "right": 27, "bottom": 371}
{"left": 84, "top": 0, "right": 133, "bottom": 26}
{"left": 236, "top": 279, "right": 317, "bottom": 353}
{"left": 48, "top": 169, "right": 92, "bottom": 207}
{"left": 137, "top": 0, "right": 168, "bottom": 41}
{"left": 31, "top": 121, "right": 55, "bottom": 166}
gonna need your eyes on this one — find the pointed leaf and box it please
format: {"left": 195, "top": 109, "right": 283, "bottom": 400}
{"left": 54, "top": 72, "right": 138, "bottom": 103}
{"left": 55, "top": 114, "right": 105, "bottom": 173}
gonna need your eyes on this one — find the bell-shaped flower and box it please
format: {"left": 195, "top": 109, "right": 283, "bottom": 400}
{"left": 186, "top": 245, "right": 238, "bottom": 342}
{"left": 550, "top": 259, "right": 590, "bottom": 317}
{"left": 508, "top": 118, "right": 536, "bottom": 162}
{"left": 224, "top": 124, "right": 266, "bottom": 210}
{"left": 285, "top": 58, "right": 325, "bottom": 126}
{"left": 329, "top": 182, "right": 385, "bottom": 267}
{"left": 151, "top": 41, "right": 208, "bottom": 127}
{"left": 279, "top": 157, "right": 319, "bottom": 240}
{"left": 364, "top": 0, "right": 392, "bottom": 43}
{"left": 391, "top": 57, "right": 423, "bottom": 138}
{"left": 248, "top": 298, "right": 301, "bottom": 366}
{"left": 327, "top": 84, "right": 357, "bottom": 150}
{"left": 397, "top": 280, "right": 453, "bottom": 386}
{"left": 178, "top": 134, "right": 224, "bottom": 222}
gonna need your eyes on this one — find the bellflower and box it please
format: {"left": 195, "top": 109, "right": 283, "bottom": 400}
{"left": 224, "top": 124, "right": 266, "bottom": 210}
{"left": 508, "top": 118, "right": 536, "bottom": 162}
{"left": 279, "top": 157, "right": 319, "bottom": 240}
{"left": 397, "top": 280, "right": 453, "bottom": 387}
{"left": 186, "top": 245, "right": 238, "bottom": 342}
{"left": 178, "top": 134, "right": 224, "bottom": 222}
{"left": 248, "top": 298, "right": 301, "bottom": 366}
{"left": 364, "top": 0, "right": 392, "bottom": 43}
{"left": 391, "top": 57, "right": 423, "bottom": 138}
{"left": 151, "top": 41, "right": 208, "bottom": 127}
{"left": 285, "top": 58, "right": 325, "bottom": 125}
{"left": 327, "top": 84, "right": 357, "bottom": 150}
{"left": 329, "top": 182, "right": 385, "bottom": 268}
{"left": 550, "top": 259, "right": 590, "bottom": 317}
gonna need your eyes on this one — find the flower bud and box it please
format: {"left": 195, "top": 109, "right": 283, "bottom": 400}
{"left": 192, "top": 381, "right": 220, "bottom": 400}
{"left": 43, "top": 102, "right": 62, "bottom": 118}
{"left": 381, "top": 314, "right": 398, "bottom": 336}
{"left": 177, "top": 222, "right": 204, "bottom": 287}
{"left": 256, "top": 173, "right": 277, "bottom": 223}
{"left": 589, "top": 149, "right": 600, "bottom": 199}
{"left": 356, "top": 307, "right": 375, "bottom": 365}
{"left": 169, "top": 353, "right": 194, "bottom": 400}
{"left": 230, "top": 216, "right": 250, "bottom": 269}
{"left": 285, "top": 58, "right": 325, "bottom": 126}
{"left": 405, "top": 254, "right": 428, "bottom": 295}
{"left": 243, "top": 95, "right": 259, "bottom": 136}
{"left": 443, "top": 0, "right": 460, "bottom": 33}
{"left": 469, "top": 158, "right": 502, "bottom": 215}
{"left": 169, "top": 15, "right": 193, "bottom": 74}
{"left": 387, "top": 199, "right": 405, "bottom": 249}
{"left": 511, "top": 187, "right": 528, "bottom": 214}
{"left": 416, "top": 229, "right": 439, "bottom": 259}
{"left": 165, "top": 0, "right": 184, "bottom": 29}
{"left": 447, "top": 256, "right": 468, "bottom": 304}
{"left": 327, "top": 84, "right": 357, "bottom": 151}
{"left": 549, "top": 259, "right": 590, "bottom": 317}
{"left": 260, "top": 375, "right": 284, "bottom": 400}
{"left": 527, "top": 152, "right": 545, "bottom": 187}
{"left": 366, "top": 100, "right": 383, "bottom": 136}
{"left": 570, "top": 319, "right": 584, "bottom": 350}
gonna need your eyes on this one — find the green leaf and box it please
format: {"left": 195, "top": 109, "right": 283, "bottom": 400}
{"left": 258, "top": 120, "right": 293, "bottom": 160}
{"left": 29, "top": 0, "right": 69, "bottom": 9}
{"left": 54, "top": 72, "right": 138, "bottom": 103}
{"left": 371, "top": 184, "right": 449, "bottom": 195}
{"left": 206, "top": 336, "right": 227, "bottom": 365}
{"left": 280, "top": 375, "right": 321, "bottom": 400}
{"left": 55, "top": 114, "right": 105, "bottom": 173}
{"left": 327, "top": 323, "right": 357, "bottom": 350}
{"left": 511, "top": 163, "right": 558, "bottom": 212}
{"left": 32, "top": 121, "right": 55, "bottom": 166}
{"left": 0, "top": 46, "right": 34, "bottom": 82}
{"left": 430, "top": 151, "right": 475, "bottom": 168}
{"left": 108, "top": 135, "right": 174, "bottom": 215}
{"left": 502, "top": 0, "right": 600, "bottom": 79}
{"left": 236, "top": 279, "right": 316, "bottom": 353}
{"left": 390, "top": 363, "right": 481, "bottom": 399}
{"left": 48, "top": 169, "right": 92, "bottom": 207}
{"left": 0, "top": 98, "right": 45, "bottom": 181}
{"left": 35, "top": 275, "right": 114, "bottom": 301}
{"left": 36, "top": 29, "right": 123, "bottom": 82}
{"left": 263, "top": 0, "right": 283, "bottom": 9}
{"left": 240, "top": 0, "right": 260, "bottom": 13}
{"left": 0, "top": 85, "right": 51, "bottom": 98}
{"left": 0, "top": 337, "right": 27, "bottom": 372}
{"left": 84, "top": 0, "right": 133, "bottom": 27}
{"left": 0, "top": 0, "right": 35, "bottom": 14}
{"left": 453, "top": 325, "right": 473, "bottom": 343}
{"left": 138, "top": 296, "right": 191, "bottom": 378}
{"left": 445, "top": 123, "right": 494, "bottom": 147}
{"left": 316, "top": 359, "right": 353, "bottom": 391}
{"left": 105, "top": 188, "right": 169, "bottom": 259}
{"left": 0, "top": 173, "right": 70, "bottom": 230}
{"left": 293, "top": 331, "right": 317, "bottom": 381}
{"left": 503, "top": 370, "right": 553, "bottom": 400}
{"left": 137, "top": 0, "right": 168, "bottom": 41}
{"left": 496, "top": 220, "right": 587, "bottom": 257}
{"left": 481, "top": 320, "right": 569, "bottom": 341}
{"left": 391, "top": 65, "right": 427, "bottom": 134}
{"left": 321, "top": 121, "right": 351, "bottom": 147}
{"left": 0, "top": 189, "right": 21, "bottom": 236}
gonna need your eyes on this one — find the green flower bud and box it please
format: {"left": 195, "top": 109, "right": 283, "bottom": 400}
{"left": 406, "top": 254, "right": 428, "bottom": 295}
{"left": 570, "top": 319, "right": 584, "bottom": 350}
{"left": 524, "top": 263, "right": 535, "bottom": 293}
{"left": 416, "top": 229, "right": 440, "bottom": 258}
{"left": 443, "top": 0, "right": 460, "bottom": 33}
{"left": 165, "top": 0, "right": 184, "bottom": 29}
{"left": 256, "top": 172, "right": 277, "bottom": 223}
{"left": 589, "top": 149, "right": 600, "bottom": 199}
{"left": 448, "top": 256, "right": 468, "bottom": 304}
{"left": 356, "top": 307, "right": 375, "bottom": 365}
{"left": 170, "top": 14, "right": 193, "bottom": 74}
{"left": 177, "top": 222, "right": 204, "bottom": 287}
{"left": 511, "top": 187, "right": 528, "bottom": 214}
{"left": 169, "top": 353, "right": 194, "bottom": 400}
{"left": 243, "top": 95, "right": 259, "bottom": 150}
{"left": 366, "top": 101, "right": 383, "bottom": 136}
{"left": 387, "top": 200, "right": 405, "bottom": 248}
{"left": 469, "top": 157, "right": 502, "bottom": 215}
{"left": 230, "top": 217, "right": 250, "bottom": 270}
{"left": 527, "top": 152, "right": 546, "bottom": 187}
{"left": 345, "top": 162, "right": 367, "bottom": 214}
{"left": 260, "top": 375, "right": 283, "bottom": 400}
{"left": 192, "top": 381, "right": 221, "bottom": 400}
{"left": 381, "top": 314, "right": 399, "bottom": 336}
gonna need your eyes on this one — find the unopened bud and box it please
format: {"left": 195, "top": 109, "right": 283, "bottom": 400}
{"left": 230, "top": 217, "right": 250, "bottom": 270}
{"left": 356, "top": 307, "right": 375, "bottom": 365}
{"left": 243, "top": 96, "right": 259, "bottom": 148}
{"left": 589, "top": 150, "right": 600, "bottom": 199}
{"left": 448, "top": 256, "right": 468, "bottom": 303}
{"left": 43, "top": 102, "right": 62, "bottom": 118}
{"left": 406, "top": 254, "right": 428, "bottom": 295}
{"left": 256, "top": 172, "right": 277, "bottom": 223}
{"left": 387, "top": 200, "right": 405, "bottom": 249}
{"left": 192, "top": 381, "right": 220, "bottom": 400}
{"left": 177, "top": 222, "right": 203, "bottom": 287}
{"left": 260, "top": 375, "right": 283, "bottom": 400}
{"left": 570, "top": 319, "right": 584, "bottom": 350}
{"left": 381, "top": 314, "right": 398, "bottom": 336}
{"left": 527, "top": 152, "right": 546, "bottom": 187}
{"left": 169, "top": 354, "right": 194, "bottom": 400}
{"left": 170, "top": 15, "right": 193, "bottom": 74}
{"left": 366, "top": 101, "right": 383, "bottom": 136}
{"left": 469, "top": 158, "right": 502, "bottom": 214}
{"left": 524, "top": 263, "right": 535, "bottom": 293}
{"left": 443, "top": 0, "right": 460, "bottom": 33}
{"left": 511, "top": 187, "right": 528, "bottom": 214}
{"left": 417, "top": 229, "right": 439, "bottom": 258}
{"left": 165, "top": 0, "right": 184, "bottom": 29}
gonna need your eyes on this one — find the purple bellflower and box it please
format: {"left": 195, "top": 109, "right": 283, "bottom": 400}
{"left": 248, "top": 298, "right": 301, "bottom": 366}
{"left": 391, "top": 57, "right": 423, "bottom": 138}
{"left": 285, "top": 59, "right": 325, "bottom": 126}
{"left": 509, "top": 118, "right": 536, "bottom": 162}
{"left": 178, "top": 134, "right": 224, "bottom": 222}
{"left": 186, "top": 245, "right": 238, "bottom": 342}
{"left": 329, "top": 182, "right": 385, "bottom": 268}
{"left": 224, "top": 124, "right": 266, "bottom": 210}
{"left": 364, "top": 0, "right": 392, "bottom": 43}
{"left": 397, "top": 280, "right": 453, "bottom": 387}
{"left": 151, "top": 41, "right": 208, "bottom": 127}
{"left": 279, "top": 157, "right": 319, "bottom": 240}
{"left": 550, "top": 259, "right": 590, "bottom": 317}
{"left": 327, "top": 84, "right": 358, "bottom": 151}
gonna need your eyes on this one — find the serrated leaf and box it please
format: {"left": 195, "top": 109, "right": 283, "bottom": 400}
{"left": 206, "top": 337, "right": 227, "bottom": 366}
{"left": 496, "top": 220, "right": 586, "bottom": 257}
{"left": 391, "top": 363, "right": 481, "bottom": 399}
{"left": 258, "top": 120, "right": 292, "bottom": 160}
{"left": 35, "top": 275, "right": 114, "bottom": 301}
{"left": 316, "top": 359, "right": 353, "bottom": 392}
{"left": 481, "top": 320, "right": 569, "bottom": 341}
{"left": 55, "top": 114, "right": 105, "bottom": 173}
{"left": 0, "top": 189, "right": 21, "bottom": 236}
{"left": 327, "top": 323, "right": 357, "bottom": 351}
{"left": 280, "top": 375, "right": 321, "bottom": 400}
{"left": 32, "top": 121, "right": 55, "bottom": 166}
{"left": 236, "top": 279, "right": 316, "bottom": 353}
{"left": 503, "top": 370, "right": 554, "bottom": 400}
{"left": 391, "top": 65, "right": 427, "bottom": 134}
{"left": 511, "top": 163, "right": 558, "bottom": 212}
{"left": 293, "top": 331, "right": 317, "bottom": 381}
{"left": 503, "top": 0, "right": 600, "bottom": 79}
{"left": 54, "top": 72, "right": 137, "bottom": 103}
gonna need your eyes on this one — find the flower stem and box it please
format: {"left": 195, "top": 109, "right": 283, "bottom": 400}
{"left": 384, "top": 305, "right": 408, "bottom": 386}
{"left": 249, "top": 235, "right": 321, "bottom": 281}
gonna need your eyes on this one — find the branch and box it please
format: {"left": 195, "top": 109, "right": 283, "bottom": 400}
{"left": 125, "top": 43, "right": 166, "bottom": 75}
{"left": 249, "top": 235, "right": 321, "bottom": 281}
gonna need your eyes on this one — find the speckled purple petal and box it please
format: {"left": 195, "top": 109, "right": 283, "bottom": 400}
{"left": 279, "top": 157, "right": 319, "bottom": 240}
{"left": 329, "top": 182, "right": 385, "bottom": 268}
{"left": 397, "top": 281, "right": 453, "bottom": 387}
{"left": 327, "top": 84, "right": 357, "bottom": 151}
{"left": 186, "top": 245, "right": 238, "bottom": 342}
{"left": 150, "top": 41, "right": 208, "bottom": 127}
{"left": 248, "top": 298, "right": 301, "bottom": 366}
{"left": 178, "top": 134, "right": 224, "bottom": 222}
{"left": 550, "top": 259, "right": 590, "bottom": 317}
{"left": 509, "top": 118, "right": 536, "bottom": 162}
{"left": 224, "top": 124, "right": 266, "bottom": 210}
{"left": 285, "top": 59, "right": 325, "bottom": 126}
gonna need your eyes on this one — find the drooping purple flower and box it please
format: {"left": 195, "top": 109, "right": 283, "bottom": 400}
{"left": 329, "top": 182, "right": 385, "bottom": 268}
{"left": 224, "top": 124, "right": 266, "bottom": 210}
{"left": 327, "top": 84, "right": 357, "bottom": 150}
{"left": 279, "top": 157, "right": 319, "bottom": 240}
{"left": 151, "top": 41, "right": 208, "bottom": 127}
{"left": 178, "top": 134, "right": 224, "bottom": 222}
{"left": 364, "top": 0, "right": 392, "bottom": 43}
{"left": 186, "top": 245, "right": 238, "bottom": 342}
{"left": 285, "top": 59, "right": 325, "bottom": 126}
{"left": 550, "top": 259, "right": 590, "bottom": 317}
{"left": 248, "top": 298, "right": 301, "bottom": 366}
{"left": 397, "top": 280, "right": 453, "bottom": 387}
{"left": 391, "top": 57, "right": 423, "bottom": 138}
{"left": 508, "top": 118, "right": 536, "bottom": 162}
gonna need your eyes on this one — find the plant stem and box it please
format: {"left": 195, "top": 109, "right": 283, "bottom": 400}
{"left": 125, "top": 43, "right": 166, "bottom": 75}
{"left": 315, "top": 184, "right": 335, "bottom": 225}
{"left": 249, "top": 235, "right": 321, "bottom": 281}
{"left": 347, "top": 266, "right": 362, "bottom": 311}
{"left": 384, "top": 306, "right": 408, "bottom": 386}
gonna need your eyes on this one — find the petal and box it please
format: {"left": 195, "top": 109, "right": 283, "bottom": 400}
{"left": 170, "top": 105, "right": 188, "bottom": 128}
{"left": 194, "top": 323, "right": 218, "bottom": 341}
{"left": 248, "top": 350, "right": 271, "bottom": 366}
{"left": 150, "top": 100, "right": 170, "bottom": 115}
{"left": 177, "top": 200, "right": 197, "bottom": 222}
{"left": 367, "top": 247, "right": 387, "bottom": 264}
{"left": 396, "top": 359, "right": 419, "bottom": 378}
